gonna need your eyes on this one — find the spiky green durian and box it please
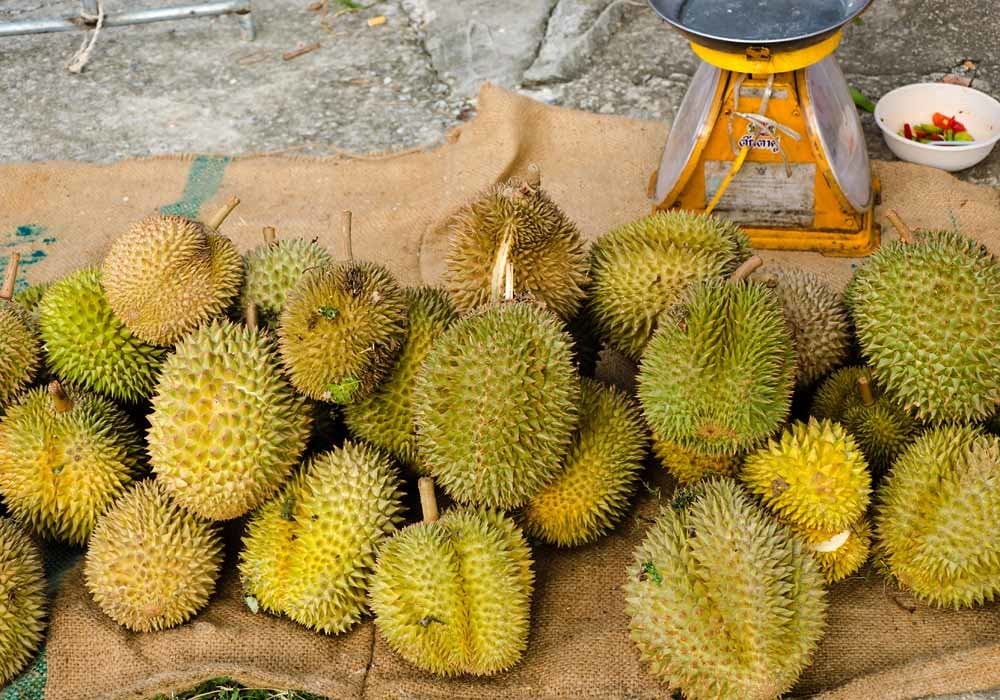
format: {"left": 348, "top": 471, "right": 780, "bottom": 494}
{"left": 84, "top": 480, "right": 223, "bottom": 632}
{"left": 102, "top": 204, "right": 243, "bottom": 346}
{"left": 38, "top": 268, "right": 168, "bottom": 403}
{"left": 742, "top": 418, "right": 871, "bottom": 532}
{"left": 651, "top": 433, "right": 742, "bottom": 485}
{"left": 638, "top": 278, "right": 795, "bottom": 455}
{"left": 13, "top": 281, "right": 50, "bottom": 319}
{"left": 240, "top": 442, "right": 404, "bottom": 633}
{"left": 371, "top": 505, "right": 534, "bottom": 675}
{"left": 876, "top": 426, "right": 1000, "bottom": 608}
{"left": 753, "top": 267, "right": 850, "bottom": 387}
{"left": 343, "top": 287, "right": 457, "bottom": 470}
{"left": 624, "top": 478, "right": 827, "bottom": 699}
{"left": 0, "top": 382, "right": 144, "bottom": 545}
{"left": 0, "top": 519, "right": 46, "bottom": 685}
{"left": 278, "top": 261, "right": 408, "bottom": 403}
{"left": 812, "top": 366, "right": 921, "bottom": 479}
{"left": 845, "top": 229, "right": 1000, "bottom": 424}
{"left": 415, "top": 302, "right": 580, "bottom": 509}
{"left": 240, "top": 230, "right": 333, "bottom": 330}
{"left": 0, "top": 302, "right": 38, "bottom": 409}
{"left": 589, "top": 211, "right": 750, "bottom": 360}
{"left": 802, "top": 519, "right": 871, "bottom": 584}
{"left": 445, "top": 173, "right": 588, "bottom": 321}
{"left": 522, "top": 379, "right": 646, "bottom": 547}
{"left": 148, "top": 319, "right": 312, "bottom": 521}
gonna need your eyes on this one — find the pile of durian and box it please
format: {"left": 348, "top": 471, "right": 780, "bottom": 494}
{"left": 1, "top": 172, "right": 999, "bottom": 700}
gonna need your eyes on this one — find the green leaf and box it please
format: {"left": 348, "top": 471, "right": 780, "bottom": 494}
{"left": 640, "top": 561, "right": 663, "bottom": 586}
{"left": 316, "top": 306, "right": 339, "bottom": 320}
{"left": 244, "top": 595, "right": 260, "bottom": 614}
{"left": 326, "top": 376, "right": 361, "bottom": 404}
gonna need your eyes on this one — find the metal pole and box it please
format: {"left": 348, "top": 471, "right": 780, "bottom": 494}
{"left": 0, "top": 0, "right": 254, "bottom": 40}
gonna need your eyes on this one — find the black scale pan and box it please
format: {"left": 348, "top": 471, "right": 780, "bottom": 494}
{"left": 648, "top": 0, "right": 874, "bottom": 52}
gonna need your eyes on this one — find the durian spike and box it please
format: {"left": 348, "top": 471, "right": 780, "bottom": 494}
{"left": 0, "top": 252, "right": 20, "bottom": 301}
{"left": 205, "top": 196, "right": 241, "bottom": 230}
{"left": 525, "top": 163, "right": 541, "bottom": 189}
{"left": 857, "top": 375, "right": 876, "bottom": 408}
{"left": 885, "top": 209, "right": 914, "bottom": 244}
{"left": 245, "top": 301, "right": 259, "bottom": 332}
{"left": 48, "top": 380, "right": 74, "bottom": 414}
{"left": 729, "top": 255, "right": 764, "bottom": 283}
{"left": 340, "top": 210, "right": 354, "bottom": 262}
{"left": 262, "top": 226, "right": 277, "bottom": 246}
{"left": 417, "top": 477, "right": 440, "bottom": 524}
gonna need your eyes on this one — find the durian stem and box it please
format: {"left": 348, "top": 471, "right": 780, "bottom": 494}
{"left": 340, "top": 210, "right": 354, "bottom": 261}
{"left": 48, "top": 381, "right": 74, "bottom": 413}
{"left": 729, "top": 256, "right": 763, "bottom": 283}
{"left": 417, "top": 477, "right": 440, "bottom": 524}
{"left": 857, "top": 375, "right": 876, "bottom": 407}
{"left": 885, "top": 209, "right": 914, "bottom": 244}
{"left": 206, "top": 196, "right": 241, "bottom": 230}
{"left": 0, "top": 252, "right": 19, "bottom": 301}
{"left": 490, "top": 232, "right": 514, "bottom": 303}
{"left": 526, "top": 163, "right": 541, "bottom": 188}
{"left": 245, "top": 301, "right": 259, "bottom": 332}
{"left": 262, "top": 226, "right": 277, "bottom": 246}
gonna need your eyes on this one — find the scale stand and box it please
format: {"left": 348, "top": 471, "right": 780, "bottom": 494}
{"left": 0, "top": 0, "right": 256, "bottom": 42}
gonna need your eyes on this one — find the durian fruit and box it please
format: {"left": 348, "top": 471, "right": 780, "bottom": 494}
{"left": 370, "top": 478, "right": 534, "bottom": 676}
{"left": 0, "top": 381, "right": 144, "bottom": 545}
{"left": 753, "top": 267, "right": 850, "bottom": 387}
{"left": 876, "top": 426, "right": 1000, "bottom": 608}
{"left": 445, "top": 166, "right": 588, "bottom": 321}
{"left": 812, "top": 366, "right": 921, "bottom": 479}
{"left": 638, "top": 262, "right": 795, "bottom": 456}
{"left": 588, "top": 211, "right": 750, "bottom": 360}
{"left": 651, "top": 433, "right": 742, "bottom": 485}
{"left": 38, "top": 268, "right": 168, "bottom": 403}
{"left": 148, "top": 319, "right": 312, "bottom": 521}
{"left": 102, "top": 197, "right": 243, "bottom": 346}
{"left": 0, "top": 253, "right": 41, "bottom": 408}
{"left": 240, "top": 441, "right": 404, "bottom": 633}
{"left": 84, "top": 480, "right": 223, "bottom": 632}
{"left": 14, "top": 281, "right": 50, "bottom": 319}
{"left": 624, "top": 478, "right": 827, "bottom": 699}
{"left": 0, "top": 518, "right": 46, "bottom": 686}
{"left": 278, "top": 261, "right": 408, "bottom": 404}
{"left": 240, "top": 226, "right": 333, "bottom": 330}
{"left": 415, "top": 301, "right": 580, "bottom": 509}
{"left": 845, "top": 212, "right": 1000, "bottom": 424}
{"left": 343, "top": 287, "right": 457, "bottom": 470}
{"left": 741, "top": 418, "right": 871, "bottom": 533}
{"left": 802, "top": 519, "right": 872, "bottom": 584}
{"left": 522, "top": 378, "right": 647, "bottom": 547}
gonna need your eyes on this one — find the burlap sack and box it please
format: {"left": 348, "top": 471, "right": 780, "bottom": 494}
{"left": 2, "top": 84, "right": 1000, "bottom": 700}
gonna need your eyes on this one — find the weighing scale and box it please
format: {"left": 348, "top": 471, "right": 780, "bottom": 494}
{"left": 648, "top": 0, "right": 880, "bottom": 256}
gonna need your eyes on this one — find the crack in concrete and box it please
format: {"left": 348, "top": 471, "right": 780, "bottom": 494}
{"left": 395, "top": 0, "right": 450, "bottom": 97}
{"left": 528, "top": 0, "right": 560, "bottom": 70}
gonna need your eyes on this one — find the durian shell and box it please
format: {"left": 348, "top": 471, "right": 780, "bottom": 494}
{"left": 343, "top": 287, "right": 457, "bottom": 471}
{"left": 0, "top": 301, "right": 40, "bottom": 408}
{"left": 624, "top": 477, "right": 827, "bottom": 700}
{"left": 801, "top": 519, "right": 872, "bottom": 584}
{"left": 370, "top": 508, "right": 534, "bottom": 676}
{"left": 876, "top": 426, "right": 1000, "bottom": 608}
{"left": 414, "top": 301, "right": 580, "bottom": 510}
{"left": 522, "top": 378, "right": 647, "bottom": 547}
{"left": 0, "top": 384, "right": 145, "bottom": 545}
{"left": 240, "top": 237, "right": 333, "bottom": 330}
{"left": 651, "top": 432, "right": 742, "bottom": 485}
{"left": 589, "top": 211, "right": 751, "bottom": 360}
{"left": 0, "top": 518, "right": 46, "bottom": 685}
{"left": 278, "top": 261, "right": 408, "bottom": 403}
{"left": 240, "top": 442, "right": 405, "bottom": 634}
{"left": 102, "top": 214, "right": 243, "bottom": 346}
{"left": 148, "top": 320, "right": 312, "bottom": 521}
{"left": 84, "top": 480, "right": 223, "bottom": 632}
{"left": 845, "top": 229, "right": 1000, "bottom": 424}
{"left": 741, "top": 418, "right": 871, "bottom": 533}
{"left": 445, "top": 177, "right": 588, "bottom": 321}
{"left": 38, "top": 268, "right": 168, "bottom": 403}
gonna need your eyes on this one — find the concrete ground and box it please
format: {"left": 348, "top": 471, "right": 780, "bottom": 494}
{"left": 1, "top": 1, "right": 999, "bottom": 699}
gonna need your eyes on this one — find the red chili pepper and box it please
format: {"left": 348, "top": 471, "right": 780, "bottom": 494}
{"left": 930, "top": 133, "right": 945, "bottom": 141}
{"left": 914, "top": 129, "right": 930, "bottom": 139}
{"left": 932, "top": 112, "right": 952, "bottom": 129}
{"left": 951, "top": 118, "right": 967, "bottom": 132}
{"left": 904, "top": 123, "right": 914, "bottom": 140}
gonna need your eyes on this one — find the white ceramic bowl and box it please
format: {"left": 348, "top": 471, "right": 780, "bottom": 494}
{"left": 874, "top": 82, "right": 1000, "bottom": 171}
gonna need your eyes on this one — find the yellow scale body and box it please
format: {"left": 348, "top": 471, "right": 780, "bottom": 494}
{"left": 654, "top": 32, "right": 881, "bottom": 256}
